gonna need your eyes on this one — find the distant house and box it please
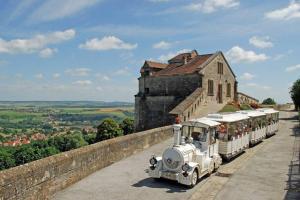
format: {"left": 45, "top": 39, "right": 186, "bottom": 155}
{"left": 31, "top": 133, "right": 46, "bottom": 141}
{"left": 135, "top": 50, "right": 239, "bottom": 131}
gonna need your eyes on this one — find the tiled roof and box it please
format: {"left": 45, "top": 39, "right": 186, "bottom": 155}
{"left": 154, "top": 54, "right": 213, "bottom": 76}
{"left": 145, "top": 61, "right": 168, "bottom": 69}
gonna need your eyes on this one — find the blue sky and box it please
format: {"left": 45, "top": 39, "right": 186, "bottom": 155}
{"left": 0, "top": 0, "right": 299, "bottom": 103}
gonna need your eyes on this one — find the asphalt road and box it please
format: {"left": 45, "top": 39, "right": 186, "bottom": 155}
{"left": 53, "top": 111, "right": 299, "bottom": 200}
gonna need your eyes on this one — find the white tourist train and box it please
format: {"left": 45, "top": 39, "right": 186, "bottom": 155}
{"left": 148, "top": 118, "right": 222, "bottom": 187}
{"left": 203, "top": 113, "right": 250, "bottom": 160}
{"left": 148, "top": 108, "right": 280, "bottom": 187}
{"left": 257, "top": 108, "right": 279, "bottom": 136}
{"left": 237, "top": 110, "right": 267, "bottom": 146}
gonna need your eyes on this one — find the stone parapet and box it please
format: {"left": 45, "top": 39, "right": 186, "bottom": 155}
{"left": 0, "top": 126, "right": 172, "bottom": 200}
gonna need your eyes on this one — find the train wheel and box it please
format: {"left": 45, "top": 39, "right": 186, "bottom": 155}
{"left": 190, "top": 170, "right": 198, "bottom": 188}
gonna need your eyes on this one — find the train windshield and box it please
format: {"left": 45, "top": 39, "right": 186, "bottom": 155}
{"left": 182, "top": 125, "right": 207, "bottom": 142}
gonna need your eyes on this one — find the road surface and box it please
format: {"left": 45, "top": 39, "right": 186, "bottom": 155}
{"left": 53, "top": 111, "right": 299, "bottom": 200}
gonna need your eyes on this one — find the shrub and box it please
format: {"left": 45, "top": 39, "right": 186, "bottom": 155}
{"left": 96, "top": 118, "right": 123, "bottom": 142}
{"left": 262, "top": 98, "right": 276, "bottom": 105}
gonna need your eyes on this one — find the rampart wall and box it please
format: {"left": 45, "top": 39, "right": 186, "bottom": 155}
{"left": 0, "top": 126, "right": 172, "bottom": 200}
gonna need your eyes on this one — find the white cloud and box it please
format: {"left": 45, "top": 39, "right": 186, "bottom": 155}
{"left": 286, "top": 64, "right": 300, "bottom": 72}
{"left": 240, "top": 72, "right": 255, "bottom": 80}
{"left": 72, "top": 80, "right": 92, "bottom": 86}
{"left": 95, "top": 73, "right": 111, "bottom": 81}
{"left": 114, "top": 67, "right": 131, "bottom": 76}
{"left": 53, "top": 73, "right": 61, "bottom": 79}
{"left": 226, "top": 46, "right": 269, "bottom": 63}
{"left": 65, "top": 68, "right": 91, "bottom": 76}
{"left": 79, "top": 36, "right": 137, "bottom": 51}
{"left": 153, "top": 41, "right": 171, "bottom": 49}
{"left": 0, "top": 29, "right": 75, "bottom": 55}
{"left": 96, "top": 86, "right": 103, "bottom": 91}
{"left": 185, "top": 0, "right": 239, "bottom": 13}
{"left": 29, "top": 0, "right": 101, "bottom": 23}
{"left": 265, "top": 1, "right": 300, "bottom": 20}
{"left": 158, "top": 49, "right": 190, "bottom": 62}
{"left": 39, "top": 48, "right": 57, "bottom": 58}
{"left": 35, "top": 73, "right": 44, "bottom": 79}
{"left": 9, "top": 0, "right": 37, "bottom": 21}
{"left": 249, "top": 36, "right": 273, "bottom": 49}
{"left": 245, "top": 82, "right": 271, "bottom": 90}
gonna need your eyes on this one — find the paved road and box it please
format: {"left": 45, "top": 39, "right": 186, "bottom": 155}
{"left": 214, "top": 110, "right": 299, "bottom": 200}
{"left": 53, "top": 111, "right": 299, "bottom": 200}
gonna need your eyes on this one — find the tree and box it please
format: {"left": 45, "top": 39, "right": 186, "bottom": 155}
{"left": 96, "top": 118, "right": 123, "bottom": 142}
{"left": 120, "top": 118, "right": 134, "bottom": 135}
{"left": 83, "top": 133, "right": 96, "bottom": 144}
{"left": 48, "top": 133, "right": 88, "bottom": 152}
{"left": 290, "top": 79, "right": 300, "bottom": 111}
{"left": 14, "top": 145, "right": 42, "bottom": 165}
{"left": 0, "top": 150, "right": 15, "bottom": 170}
{"left": 40, "top": 146, "right": 60, "bottom": 157}
{"left": 262, "top": 98, "right": 276, "bottom": 105}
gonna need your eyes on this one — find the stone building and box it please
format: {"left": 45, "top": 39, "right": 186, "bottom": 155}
{"left": 238, "top": 92, "right": 259, "bottom": 105}
{"left": 134, "top": 50, "right": 238, "bottom": 131}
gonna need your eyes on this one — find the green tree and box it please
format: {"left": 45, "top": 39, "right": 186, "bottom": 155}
{"left": 96, "top": 118, "right": 123, "bottom": 142}
{"left": 48, "top": 133, "right": 88, "bottom": 152}
{"left": 262, "top": 98, "right": 276, "bottom": 105}
{"left": 14, "top": 145, "right": 42, "bottom": 165}
{"left": 0, "top": 150, "right": 15, "bottom": 170}
{"left": 64, "top": 133, "right": 88, "bottom": 151}
{"left": 120, "top": 118, "right": 134, "bottom": 135}
{"left": 290, "top": 79, "right": 300, "bottom": 111}
{"left": 83, "top": 133, "right": 96, "bottom": 144}
{"left": 40, "top": 146, "right": 60, "bottom": 157}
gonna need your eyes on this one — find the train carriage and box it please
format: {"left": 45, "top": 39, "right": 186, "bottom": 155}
{"left": 237, "top": 110, "right": 267, "bottom": 146}
{"left": 204, "top": 113, "right": 250, "bottom": 160}
{"left": 257, "top": 108, "right": 279, "bottom": 137}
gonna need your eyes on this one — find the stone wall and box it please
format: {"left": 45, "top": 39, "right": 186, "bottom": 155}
{"left": 201, "top": 53, "right": 236, "bottom": 105}
{"left": 238, "top": 92, "right": 259, "bottom": 104}
{"left": 0, "top": 126, "right": 173, "bottom": 200}
{"left": 135, "top": 74, "right": 201, "bottom": 131}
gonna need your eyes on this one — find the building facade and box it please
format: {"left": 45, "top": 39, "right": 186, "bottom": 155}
{"left": 134, "top": 50, "right": 238, "bottom": 131}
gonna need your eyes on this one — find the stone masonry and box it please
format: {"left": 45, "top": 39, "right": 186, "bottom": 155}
{"left": 135, "top": 50, "right": 238, "bottom": 131}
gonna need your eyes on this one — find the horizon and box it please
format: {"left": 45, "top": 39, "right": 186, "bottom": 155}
{"left": 0, "top": 1, "right": 299, "bottom": 103}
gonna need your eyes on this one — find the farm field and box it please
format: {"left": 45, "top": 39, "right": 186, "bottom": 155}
{"left": 0, "top": 101, "right": 134, "bottom": 142}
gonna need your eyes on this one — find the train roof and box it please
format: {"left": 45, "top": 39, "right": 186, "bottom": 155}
{"left": 256, "top": 108, "right": 279, "bottom": 114}
{"left": 236, "top": 110, "right": 266, "bottom": 117}
{"left": 182, "top": 118, "right": 221, "bottom": 128}
{"left": 204, "top": 112, "right": 249, "bottom": 123}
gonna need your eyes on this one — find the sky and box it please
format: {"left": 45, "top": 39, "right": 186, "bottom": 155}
{"left": 0, "top": 0, "right": 299, "bottom": 103}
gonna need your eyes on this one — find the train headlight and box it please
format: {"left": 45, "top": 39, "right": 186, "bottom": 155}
{"left": 149, "top": 157, "right": 157, "bottom": 165}
{"left": 182, "top": 163, "right": 190, "bottom": 172}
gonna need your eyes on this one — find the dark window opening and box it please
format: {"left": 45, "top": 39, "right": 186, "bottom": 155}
{"left": 208, "top": 80, "right": 214, "bottom": 96}
{"left": 145, "top": 88, "right": 150, "bottom": 94}
{"left": 217, "top": 62, "right": 224, "bottom": 74}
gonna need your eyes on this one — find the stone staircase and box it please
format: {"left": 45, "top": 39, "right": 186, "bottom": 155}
{"left": 193, "top": 102, "right": 227, "bottom": 119}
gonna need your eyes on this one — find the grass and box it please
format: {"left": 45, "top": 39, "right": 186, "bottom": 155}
{"left": 240, "top": 104, "right": 252, "bottom": 110}
{"left": 219, "top": 104, "right": 240, "bottom": 113}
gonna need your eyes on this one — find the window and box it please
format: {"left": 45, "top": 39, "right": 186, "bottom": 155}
{"left": 208, "top": 80, "right": 214, "bottom": 96}
{"left": 227, "top": 83, "right": 231, "bottom": 97}
{"left": 217, "top": 62, "right": 223, "bottom": 74}
{"left": 145, "top": 88, "right": 149, "bottom": 94}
